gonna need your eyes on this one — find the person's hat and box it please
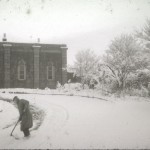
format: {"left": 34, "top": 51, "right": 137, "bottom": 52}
{"left": 13, "top": 96, "right": 18, "bottom": 101}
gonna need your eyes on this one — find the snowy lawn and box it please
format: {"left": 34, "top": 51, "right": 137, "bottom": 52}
{"left": 0, "top": 93, "right": 150, "bottom": 149}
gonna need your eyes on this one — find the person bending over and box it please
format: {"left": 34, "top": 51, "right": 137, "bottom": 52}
{"left": 13, "top": 96, "right": 33, "bottom": 137}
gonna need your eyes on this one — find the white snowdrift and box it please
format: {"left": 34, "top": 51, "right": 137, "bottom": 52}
{"left": 0, "top": 93, "right": 150, "bottom": 149}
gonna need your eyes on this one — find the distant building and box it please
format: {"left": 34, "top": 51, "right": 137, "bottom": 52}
{"left": 0, "top": 34, "right": 67, "bottom": 89}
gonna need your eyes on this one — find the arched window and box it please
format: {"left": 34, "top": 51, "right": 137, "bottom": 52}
{"left": 18, "top": 60, "right": 26, "bottom": 80}
{"left": 47, "top": 62, "right": 55, "bottom": 80}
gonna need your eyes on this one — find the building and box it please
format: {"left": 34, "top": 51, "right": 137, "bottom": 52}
{"left": 0, "top": 35, "right": 67, "bottom": 89}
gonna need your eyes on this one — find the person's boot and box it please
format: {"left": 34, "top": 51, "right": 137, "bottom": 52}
{"left": 23, "top": 130, "right": 26, "bottom": 137}
{"left": 26, "top": 129, "right": 30, "bottom": 136}
{"left": 23, "top": 129, "right": 30, "bottom": 137}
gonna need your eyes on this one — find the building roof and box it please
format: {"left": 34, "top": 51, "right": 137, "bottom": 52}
{"left": 0, "top": 41, "right": 67, "bottom": 49}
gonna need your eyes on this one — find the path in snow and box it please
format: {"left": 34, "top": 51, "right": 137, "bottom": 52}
{"left": 0, "top": 94, "right": 150, "bottom": 149}
{"left": 0, "top": 94, "right": 70, "bottom": 149}
{"left": 2, "top": 104, "right": 45, "bottom": 132}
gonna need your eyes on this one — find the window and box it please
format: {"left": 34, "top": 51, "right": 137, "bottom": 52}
{"left": 47, "top": 62, "right": 55, "bottom": 80}
{"left": 18, "top": 60, "right": 26, "bottom": 80}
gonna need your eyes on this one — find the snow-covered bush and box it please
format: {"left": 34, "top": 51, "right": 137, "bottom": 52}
{"left": 0, "top": 102, "right": 2, "bottom": 112}
{"left": 56, "top": 81, "right": 83, "bottom": 94}
{"left": 45, "top": 87, "right": 51, "bottom": 91}
{"left": 63, "top": 83, "right": 82, "bottom": 92}
{"left": 95, "top": 83, "right": 111, "bottom": 96}
{"left": 80, "top": 73, "right": 100, "bottom": 90}
{"left": 125, "top": 86, "right": 149, "bottom": 97}
{"left": 137, "top": 69, "right": 150, "bottom": 88}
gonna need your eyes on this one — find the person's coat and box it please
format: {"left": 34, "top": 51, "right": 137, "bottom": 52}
{"left": 16, "top": 99, "right": 33, "bottom": 131}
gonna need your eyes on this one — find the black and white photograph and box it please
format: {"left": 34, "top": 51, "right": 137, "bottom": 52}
{"left": 0, "top": 0, "right": 150, "bottom": 149}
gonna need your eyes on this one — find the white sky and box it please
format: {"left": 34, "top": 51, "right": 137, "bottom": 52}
{"left": 0, "top": 0, "right": 150, "bottom": 65}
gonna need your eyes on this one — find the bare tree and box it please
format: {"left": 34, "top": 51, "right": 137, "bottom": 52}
{"left": 73, "top": 49, "right": 100, "bottom": 88}
{"left": 136, "top": 19, "right": 150, "bottom": 68}
{"left": 136, "top": 19, "right": 150, "bottom": 42}
{"left": 74, "top": 49, "right": 99, "bottom": 77}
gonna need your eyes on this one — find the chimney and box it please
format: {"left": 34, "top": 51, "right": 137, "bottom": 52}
{"left": 2, "top": 33, "right": 7, "bottom": 42}
{"left": 37, "top": 38, "right": 40, "bottom": 43}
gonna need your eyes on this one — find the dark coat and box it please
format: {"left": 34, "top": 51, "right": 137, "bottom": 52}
{"left": 16, "top": 99, "right": 33, "bottom": 131}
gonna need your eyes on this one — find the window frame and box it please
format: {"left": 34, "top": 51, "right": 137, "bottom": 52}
{"left": 47, "top": 62, "right": 55, "bottom": 80}
{"left": 18, "top": 60, "right": 26, "bottom": 81}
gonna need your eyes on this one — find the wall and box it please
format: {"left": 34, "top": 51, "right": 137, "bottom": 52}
{"left": 0, "top": 47, "right": 4, "bottom": 88}
{"left": 0, "top": 42, "right": 67, "bottom": 89}
{"left": 39, "top": 52, "right": 62, "bottom": 89}
{"left": 10, "top": 46, "right": 34, "bottom": 88}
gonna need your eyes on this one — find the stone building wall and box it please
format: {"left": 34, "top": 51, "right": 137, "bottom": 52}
{"left": 62, "top": 48, "right": 67, "bottom": 84}
{"left": 0, "top": 47, "right": 4, "bottom": 88}
{"left": 39, "top": 52, "right": 62, "bottom": 89}
{"left": 0, "top": 42, "right": 67, "bottom": 89}
{"left": 10, "top": 48, "right": 34, "bottom": 88}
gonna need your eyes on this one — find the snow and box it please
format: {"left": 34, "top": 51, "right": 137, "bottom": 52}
{"left": 0, "top": 91, "right": 150, "bottom": 149}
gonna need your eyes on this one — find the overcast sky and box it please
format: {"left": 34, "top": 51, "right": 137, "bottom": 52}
{"left": 0, "top": 0, "right": 150, "bottom": 65}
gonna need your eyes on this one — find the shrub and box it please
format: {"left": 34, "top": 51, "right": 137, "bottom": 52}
{"left": 125, "top": 86, "right": 149, "bottom": 97}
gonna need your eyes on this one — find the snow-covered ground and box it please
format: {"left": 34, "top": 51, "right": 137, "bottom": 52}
{"left": 0, "top": 92, "right": 150, "bottom": 149}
